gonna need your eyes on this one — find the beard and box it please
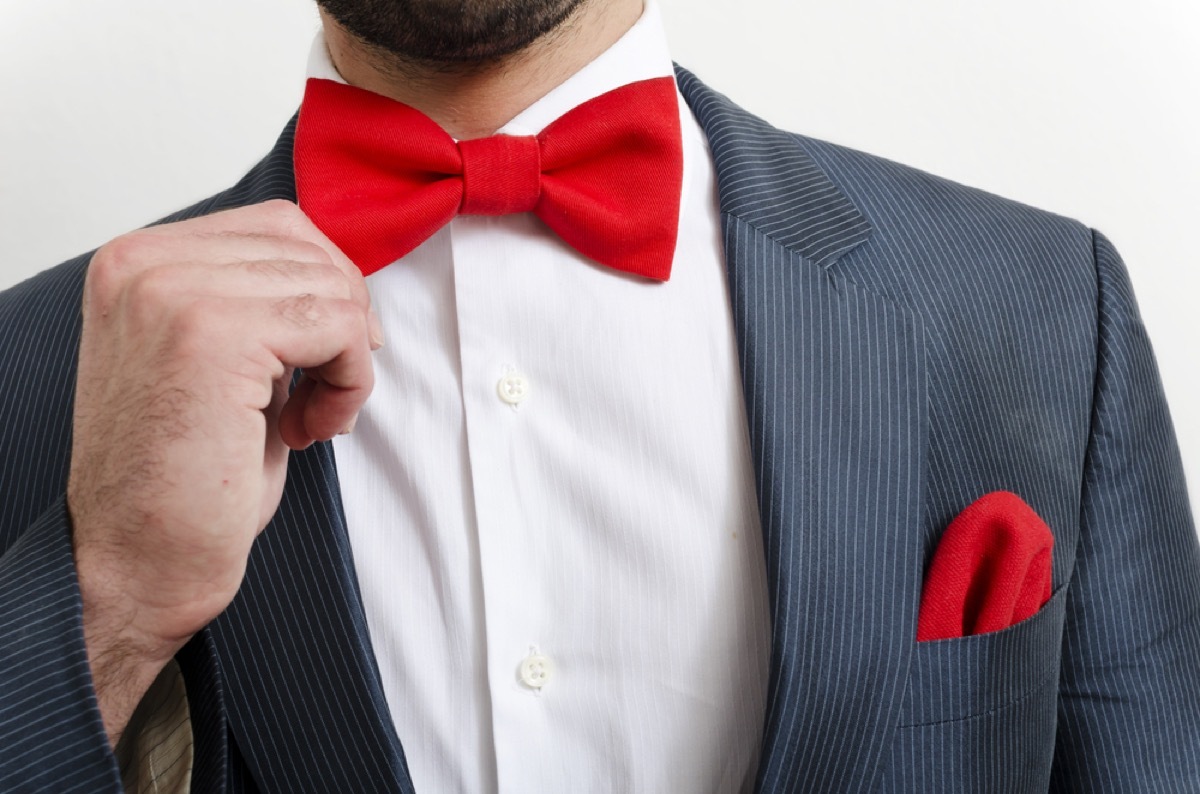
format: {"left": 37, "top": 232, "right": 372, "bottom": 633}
{"left": 314, "top": 0, "right": 592, "bottom": 65}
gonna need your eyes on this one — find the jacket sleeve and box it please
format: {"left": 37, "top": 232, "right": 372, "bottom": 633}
{"left": 1050, "top": 231, "right": 1200, "bottom": 790}
{"left": 0, "top": 496, "right": 123, "bottom": 792}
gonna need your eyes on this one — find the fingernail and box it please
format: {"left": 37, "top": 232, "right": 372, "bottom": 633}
{"left": 368, "top": 308, "right": 385, "bottom": 350}
{"left": 339, "top": 414, "right": 358, "bottom": 435}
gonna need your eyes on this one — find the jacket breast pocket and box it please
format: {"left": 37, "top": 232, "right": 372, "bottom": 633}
{"left": 878, "top": 584, "right": 1069, "bottom": 793}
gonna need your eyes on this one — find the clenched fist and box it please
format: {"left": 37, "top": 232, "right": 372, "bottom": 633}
{"left": 66, "top": 200, "right": 382, "bottom": 745}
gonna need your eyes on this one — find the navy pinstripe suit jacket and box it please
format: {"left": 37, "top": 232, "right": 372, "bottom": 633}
{"left": 1, "top": 67, "right": 1198, "bottom": 793}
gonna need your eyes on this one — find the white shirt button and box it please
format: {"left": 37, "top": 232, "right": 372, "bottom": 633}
{"left": 519, "top": 652, "right": 554, "bottom": 689}
{"left": 497, "top": 372, "right": 530, "bottom": 405}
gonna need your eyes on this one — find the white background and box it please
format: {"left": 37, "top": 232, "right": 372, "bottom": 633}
{"left": 1, "top": 0, "right": 1197, "bottom": 511}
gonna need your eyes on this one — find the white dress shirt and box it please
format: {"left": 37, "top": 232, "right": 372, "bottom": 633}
{"left": 320, "top": 3, "right": 771, "bottom": 790}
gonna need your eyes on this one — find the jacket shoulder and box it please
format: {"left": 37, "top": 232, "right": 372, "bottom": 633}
{"left": 785, "top": 133, "right": 1102, "bottom": 360}
{"left": 0, "top": 254, "right": 90, "bottom": 541}
{"left": 794, "top": 133, "right": 1096, "bottom": 280}
{"left": 0, "top": 115, "right": 297, "bottom": 540}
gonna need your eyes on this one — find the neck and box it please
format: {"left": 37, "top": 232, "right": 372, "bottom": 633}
{"left": 319, "top": 0, "right": 644, "bottom": 140}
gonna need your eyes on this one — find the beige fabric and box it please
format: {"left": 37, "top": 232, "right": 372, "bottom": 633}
{"left": 115, "top": 659, "right": 194, "bottom": 794}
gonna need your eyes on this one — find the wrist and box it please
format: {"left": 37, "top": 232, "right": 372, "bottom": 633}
{"left": 74, "top": 539, "right": 187, "bottom": 746}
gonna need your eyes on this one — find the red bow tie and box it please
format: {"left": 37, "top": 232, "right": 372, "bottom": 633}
{"left": 293, "top": 76, "right": 684, "bottom": 281}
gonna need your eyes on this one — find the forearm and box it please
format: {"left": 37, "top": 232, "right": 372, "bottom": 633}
{"left": 76, "top": 539, "right": 186, "bottom": 748}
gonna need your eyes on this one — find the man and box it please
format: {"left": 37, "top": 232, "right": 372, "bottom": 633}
{"left": 0, "top": 0, "right": 1197, "bottom": 791}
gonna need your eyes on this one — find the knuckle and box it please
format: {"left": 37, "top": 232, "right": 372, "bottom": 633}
{"left": 273, "top": 293, "right": 324, "bottom": 329}
{"left": 295, "top": 297, "right": 364, "bottom": 343}
{"left": 295, "top": 240, "right": 334, "bottom": 266}
{"left": 256, "top": 199, "right": 305, "bottom": 234}
{"left": 170, "top": 299, "right": 221, "bottom": 352}
{"left": 125, "top": 265, "right": 179, "bottom": 310}
{"left": 87, "top": 233, "right": 146, "bottom": 301}
{"left": 96, "top": 232, "right": 145, "bottom": 267}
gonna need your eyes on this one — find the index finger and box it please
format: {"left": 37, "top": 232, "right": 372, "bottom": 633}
{"left": 271, "top": 201, "right": 373, "bottom": 314}
{"left": 153, "top": 199, "right": 374, "bottom": 314}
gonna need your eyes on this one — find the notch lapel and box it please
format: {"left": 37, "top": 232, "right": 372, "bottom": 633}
{"left": 677, "top": 68, "right": 928, "bottom": 792}
{"left": 200, "top": 119, "right": 415, "bottom": 793}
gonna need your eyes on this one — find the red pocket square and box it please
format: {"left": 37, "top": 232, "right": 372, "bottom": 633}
{"left": 916, "top": 491, "right": 1053, "bottom": 642}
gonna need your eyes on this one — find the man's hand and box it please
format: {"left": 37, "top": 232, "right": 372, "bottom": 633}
{"left": 65, "top": 200, "right": 382, "bottom": 746}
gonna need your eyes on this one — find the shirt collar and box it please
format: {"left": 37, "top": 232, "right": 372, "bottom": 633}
{"left": 305, "top": 0, "right": 674, "bottom": 137}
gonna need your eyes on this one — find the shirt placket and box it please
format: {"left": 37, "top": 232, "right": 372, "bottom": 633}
{"left": 449, "top": 214, "right": 556, "bottom": 791}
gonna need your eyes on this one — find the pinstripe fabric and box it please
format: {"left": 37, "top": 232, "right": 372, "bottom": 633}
{"left": 680, "top": 68, "right": 927, "bottom": 792}
{"left": 1049, "top": 233, "right": 1200, "bottom": 791}
{"left": 684, "top": 65, "right": 1199, "bottom": 791}
{"left": 209, "top": 436, "right": 412, "bottom": 793}
{"left": 722, "top": 212, "right": 926, "bottom": 792}
{"left": 0, "top": 65, "right": 1197, "bottom": 792}
{"left": 0, "top": 498, "right": 118, "bottom": 791}
{"left": 175, "top": 632, "right": 229, "bottom": 794}
{"left": 0, "top": 249, "right": 121, "bottom": 792}
{"left": 767, "top": 96, "right": 1200, "bottom": 789}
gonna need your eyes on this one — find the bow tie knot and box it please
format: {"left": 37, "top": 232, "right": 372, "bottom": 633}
{"left": 294, "top": 75, "right": 683, "bottom": 280}
{"left": 459, "top": 134, "right": 542, "bottom": 215}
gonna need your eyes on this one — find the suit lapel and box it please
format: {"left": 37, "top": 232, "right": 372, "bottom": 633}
{"left": 677, "top": 68, "right": 928, "bottom": 792}
{"left": 203, "top": 119, "right": 415, "bottom": 793}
